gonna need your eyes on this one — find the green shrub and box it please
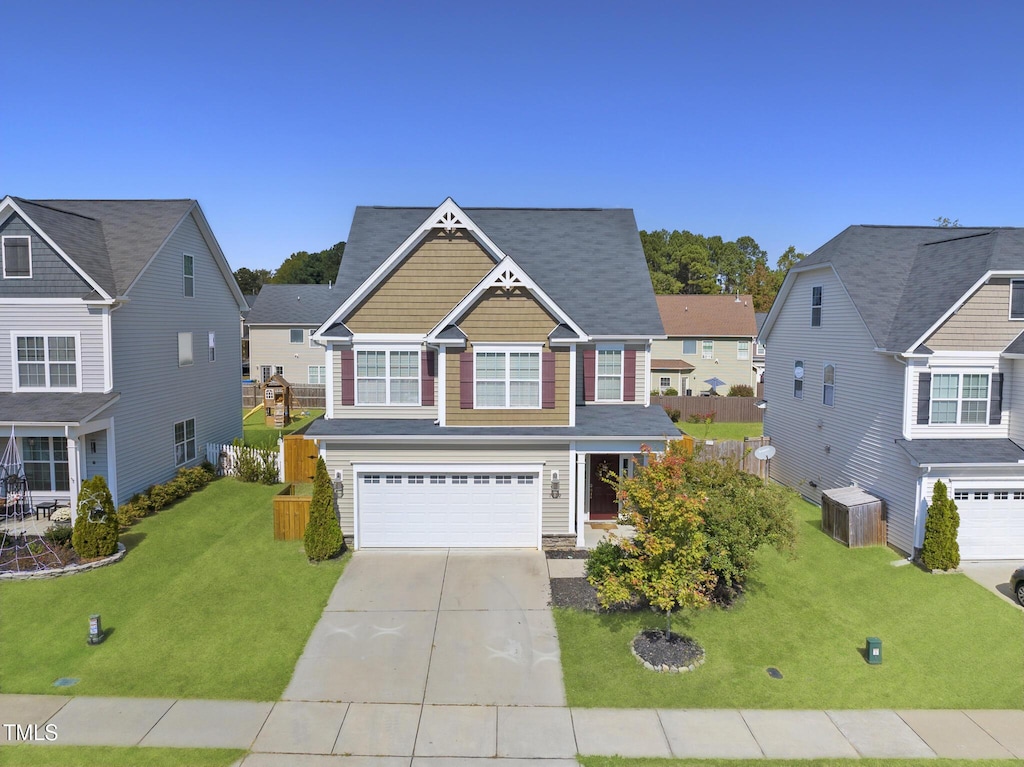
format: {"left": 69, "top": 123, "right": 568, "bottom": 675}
{"left": 585, "top": 539, "right": 628, "bottom": 581}
{"left": 114, "top": 463, "right": 216, "bottom": 528}
{"left": 921, "top": 480, "right": 960, "bottom": 570}
{"left": 303, "top": 458, "right": 344, "bottom": 562}
{"left": 662, "top": 387, "right": 679, "bottom": 396}
{"left": 728, "top": 384, "right": 755, "bottom": 397}
{"left": 72, "top": 475, "right": 119, "bottom": 558}
{"left": 663, "top": 406, "right": 681, "bottom": 422}
{"left": 233, "top": 441, "right": 279, "bottom": 484}
{"left": 43, "top": 526, "right": 74, "bottom": 546}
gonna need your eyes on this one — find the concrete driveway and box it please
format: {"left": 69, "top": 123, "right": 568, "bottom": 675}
{"left": 283, "top": 549, "right": 565, "bottom": 706}
{"left": 960, "top": 560, "right": 1024, "bottom": 609}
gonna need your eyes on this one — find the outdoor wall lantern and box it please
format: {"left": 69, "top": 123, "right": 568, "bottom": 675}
{"left": 550, "top": 470, "right": 560, "bottom": 499}
{"left": 87, "top": 614, "right": 106, "bottom": 645}
{"left": 333, "top": 470, "right": 344, "bottom": 498}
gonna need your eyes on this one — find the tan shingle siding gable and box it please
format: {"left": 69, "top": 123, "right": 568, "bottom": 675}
{"left": 926, "top": 278, "right": 1023, "bottom": 351}
{"left": 345, "top": 229, "right": 495, "bottom": 333}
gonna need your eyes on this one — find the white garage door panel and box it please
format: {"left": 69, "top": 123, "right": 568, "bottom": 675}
{"left": 955, "top": 489, "right": 1024, "bottom": 560}
{"left": 358, "top": 472, "right": 538, "bottom": 548}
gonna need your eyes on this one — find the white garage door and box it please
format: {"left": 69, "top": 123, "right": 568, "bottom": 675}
{"left": 357, "top": 470, "right": 539, "bottom": 548}
{"left": 954, "top": 489, "right": 1024, "bottom": 560}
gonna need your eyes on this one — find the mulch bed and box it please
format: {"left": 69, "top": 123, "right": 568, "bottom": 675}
{"left": 545, "top": 548, "right": 590, "bottom": 560}
{"left": 550, "top": 576, "right": 600, "bottom": 610}
{"left": 632, "top": 628, "right": 705, "bottom": 671}
{"left": 0, "top": 538, "right": 78, "bottom": 572}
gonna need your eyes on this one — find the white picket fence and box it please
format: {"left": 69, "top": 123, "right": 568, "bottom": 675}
{"left": 206, "top": 442, "right": 283, "bottom": 482}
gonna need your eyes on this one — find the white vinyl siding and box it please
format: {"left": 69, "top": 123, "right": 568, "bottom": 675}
{"left": 0, "top": 306, "right": 104, "bottom": 392}
{"left": 247, "top": 326, "right": 324, "bottom": 384}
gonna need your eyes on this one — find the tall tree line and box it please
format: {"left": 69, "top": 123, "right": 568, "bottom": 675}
{"left": 234, "top": 241, "right": 346, "bottom": 295}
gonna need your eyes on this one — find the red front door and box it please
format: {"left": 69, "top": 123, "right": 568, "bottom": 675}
{"left": 589, "top": 454, "right": 620, "bottom": 520}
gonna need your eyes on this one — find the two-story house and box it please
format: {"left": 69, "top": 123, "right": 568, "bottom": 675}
{"left": 305, "top": 199, "right": 678, "bottom": 549}
{"left": 245, "top": 283, "right": 340, "bottom": 385}
{"left": 762, "top": 225, "right": 1024, "bottom": 560}
{"left": 0, "top": 197, "right": 247, "bottom": 517}
{"left": 651, "top": 294, "right": 759, "bottom": 395}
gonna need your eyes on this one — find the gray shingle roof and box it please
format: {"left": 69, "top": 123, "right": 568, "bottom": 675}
{"left": 245, "top": 284, "right": 343, "bottom": 325}
{"left": 796, "top": 226, "right": 1024, "bottom": 352}
{"left": 336, "top": 206, "right": 664, "bottom": 337}
{"left": 16, "top": 198, "right": 197, "bottom": 296}
{"left": 1004, "top": 330, "right": 1024, "bottom": 355}
{"left": 306, "top": 404, "right": 679, "bottom": 440}
{"left": 0, "top": 392, "right": 120, "bottom": 425}
{"left": 896, "top": 438, "right": 1024, "bottom": 466}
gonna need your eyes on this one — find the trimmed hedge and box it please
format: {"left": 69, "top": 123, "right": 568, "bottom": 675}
{"left": 115, "top": 463, "right": 216, "bottom": 528}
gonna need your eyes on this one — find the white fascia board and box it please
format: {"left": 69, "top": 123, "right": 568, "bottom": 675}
{"left": 904, "top": 270, "right": 1024, "bottom": 354}
{"left": 1, "top": 198, "right": 113, "bottom": 301}
{"left": 351, "top": 333, "right": 424, "bottom": 344}
{"left": 426, "top": 255, "right": 586, "bottom": 342}
{"left": 0, "top": 297, "right": 115, "bottom": 305}
{"left": 319, "top": 198, "right": 509, "bottom": 333}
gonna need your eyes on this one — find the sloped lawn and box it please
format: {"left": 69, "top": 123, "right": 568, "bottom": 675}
{"left": 555, "top": 499, "right": 1024, "bottom": 709}
{"left": 0, "top": 478, "right": 346, "bottom": 700}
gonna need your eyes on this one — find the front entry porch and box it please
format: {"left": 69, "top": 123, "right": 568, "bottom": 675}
{"left": 572, "top": 444, "right": 647, "bottom": 547}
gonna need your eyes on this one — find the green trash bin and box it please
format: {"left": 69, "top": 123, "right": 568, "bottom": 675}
{"left": 866, "top": 636, "right": 882, "bottom": 665}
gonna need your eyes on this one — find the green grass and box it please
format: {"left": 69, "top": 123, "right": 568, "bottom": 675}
{"left": 677, "top": 421, "right": 763, "bottom": 440}
{"left": 580, "top": 760, "right": 1024, "bottom": 767}
{"left": 555, "top": 498, "right": 1024, "bottom": 709}
{"left": 0, "top": 478, "right": 346, "bottom": 700}
{"left": 0, "top": 746, "right": 243, "bottom": 766}
{"left": 242, "top": 407, "right": 325, "bottom": 448}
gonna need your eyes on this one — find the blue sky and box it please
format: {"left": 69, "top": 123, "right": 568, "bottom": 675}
{"left": 4, "top": 1, "right": 1022, "bottom": 271}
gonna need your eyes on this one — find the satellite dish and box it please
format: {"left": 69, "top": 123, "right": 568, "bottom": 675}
{"left": 754, "top": 445, "right": 776, "bottom": 461}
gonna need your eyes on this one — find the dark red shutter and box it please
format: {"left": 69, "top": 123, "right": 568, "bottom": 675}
{"left": 990, "top": 372, "right": 1003, "bottom": 425}
{"left": 340, "top": 350, "right": 355, "bottom": 406}
{"left": 421, "top": 350, "right": 435, "bottom": 406}
{"left": 460, "top": 352, "right": 473, "bottom": 409}
{"left": 623, "top": 349, "right": 637, "bottom": 402}
{"left": 542, "top": 351, "right": 556, "bottom": 408}
{"left": 916, "top": 372, "right": 931, "bottom": 425}
{"left": 583, "top": 349, "right": 596, "bottom": 402}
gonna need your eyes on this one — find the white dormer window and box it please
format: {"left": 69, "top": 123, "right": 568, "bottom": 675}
{"left": 596, "top": 347, "right": 624, "bottom": 401}
{"left": 2, "top": 236, "right": 31, "bottom": 278}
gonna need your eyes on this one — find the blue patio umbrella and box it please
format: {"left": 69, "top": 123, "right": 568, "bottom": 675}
{"left": 704, "top": 376, "right": 727, "bottom": 392}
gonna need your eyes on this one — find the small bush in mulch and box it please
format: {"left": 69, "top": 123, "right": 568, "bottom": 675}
{"left": 632, "top": 628, "right": 705, "bottom": 671}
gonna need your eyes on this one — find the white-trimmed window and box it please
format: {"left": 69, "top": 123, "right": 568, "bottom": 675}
{"left": 811, "top": 286, "right": 822, "bottom": 327}
{"left": 737, "top": 341, "right": 750, "bottom": 361}
{"left": 208, "top": 332, "right": 216, "bottom": 362}
{"left": 596, "top": 347, "right": 623, "bottom": 401}
{"left": 290, "top": 328, "right": 304, "bottom": 344}
{"left": 1011, "top": 280, "right": 1024, "bottom": 320}
{"left": 174, "top": 418, "right": 196, "bottom": 466}
{"left": 475, "top": 347, "right": 541, "bottom": 408}
{"left": 308, "top": 365, "right": 326, "bottom": 385}
{"left": 823, "top": 362, "right": 836, "bottom": 407}
{"left": 178, "top": 332, "right": 193, "bottom": 367}
{"left": 682, "top": 339, "right": 697, "bottom": 356}
{"left": 659, "top": 376, "right": 671, "bottom": 389}
{"left": 930, "top": 372, "right": 989, "bottom": 425}
{"left": 701, "top": 340, "right": 714, "bottom": 360}
{"left": 23, "top": 437, "right": 69, "bottom": 492}
{"left": 2, "top": 236, "right": 31, "bottom": 278}
{"left": 183, "top": 255, "right": 195, "bottom": 298}
{"left": 756, "top": 341, "right": 766, "bottom": 356}
{"left": 14, "top": 334, "right": 78, "bottom": 390}
{"left": 356, "top": 349, "right": 420, "bottom": 405}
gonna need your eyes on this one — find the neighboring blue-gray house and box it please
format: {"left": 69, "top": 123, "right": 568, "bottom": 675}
{"left": 762, "top": 225, "right": 1024, "bottom": 560}
{"left": 0, "top": 197, "right": 247, "bottom": 516}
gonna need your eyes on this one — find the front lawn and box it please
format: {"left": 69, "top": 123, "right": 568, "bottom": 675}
{"left": 0, "top": 478, "right": 346, "bottom": 700}
{"left": 243, "top": 407, "right": 325, "bottom": 448}
{"left": 1, "top": 746, "right": 243, "bottom": 767}
{"left": 678, "top": 421, "right": 763, "bottom": 441}
{"left": 555, "top": 498, "right": 1024, "bottom": 709}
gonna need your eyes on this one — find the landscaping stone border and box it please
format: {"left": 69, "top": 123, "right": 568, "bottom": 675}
{"left": 0, "top": 543, "right": 126, "bottom": 581}
{"left": 631, "top": 632, "right": 707, "bottom": 674}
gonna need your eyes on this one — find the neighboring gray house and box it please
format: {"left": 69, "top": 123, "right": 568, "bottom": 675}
{"left": 762, "top": 225, "right": 1024, "bottom": 560}
{"left": 0, "top": 197, "right": 247, "bottom": 515}
{"left": 245, "top": 284, "right": 341, "bottom": 385}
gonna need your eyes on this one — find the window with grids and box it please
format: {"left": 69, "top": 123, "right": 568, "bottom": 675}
{"left": 930, "top": 373, "right": 989, "bottom": 424}
{"left": 701, "top": 340, "right": 714, "bottom": 359}
{"left": 173, "top": 418, "right": 196, "bottom": 467}
{"left": 23, "top": 437, "right": 69, "bottom": 492}
{"left": 15, "top": 335, "right": 78, "bottom": 389}
{"left": 596, "top": 349, "right": 623, "bottom": 401}
{"left": 2, "top": 236, "right": 31, "bottom": 278}
{"left": 308, "top": 365, "right": 326, "bottom": 385}
{"left": 811, "top": 286, "right": 822, "bottom": 327}
{"left": 183, "top": 254, "right": 195, "bottom": 297}
{"left": 660, "top": 376, "right": 671, "bottom": 389}
{"left": 737, "top": 341, "right": 749, "bottom": 360}
{"left": 356, "top": 350, "right": 419, "bottom": 405}
{"left": 475, "top": 350, "right": 540, "bottom": 408}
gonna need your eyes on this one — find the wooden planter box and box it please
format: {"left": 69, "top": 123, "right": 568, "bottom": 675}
{"left": 821, "top": 486, "right": 886, "bottom": 548}
{"left": 273, "top": 484, "right": 312, "bottom": 540}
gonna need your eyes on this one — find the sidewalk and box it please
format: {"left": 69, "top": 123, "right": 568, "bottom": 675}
{"left": 3, "top": 694, "right": 1024, "bottom": 762}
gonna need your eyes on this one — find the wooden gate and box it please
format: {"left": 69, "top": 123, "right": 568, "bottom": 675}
{"left": 283, "top": 434, "right": 318, "bottom": 483}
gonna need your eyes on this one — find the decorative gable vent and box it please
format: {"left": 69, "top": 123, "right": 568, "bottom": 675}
{"left": 491, "top": 267, "right": 526, "bottom": 290}
{"left": 435, "top": 209, "right": 466, "bottom": 233}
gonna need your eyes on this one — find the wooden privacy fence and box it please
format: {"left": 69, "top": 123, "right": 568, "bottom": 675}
{"left": 283, "top": 434, "right": 319, "bottom": 484}
{"left": 243, "top": 383, "right": 326, "bottom": 409}
{"left": 678, "top": 434, "right": 772, "bottom": 480}
{"left": 273, "top": 484, "right": 312, "bottom": 540}
{"left": 653, "top": 395, "right": 763, "bottom": 423}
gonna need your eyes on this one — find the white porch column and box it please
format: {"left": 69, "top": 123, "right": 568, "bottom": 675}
{"left": 575, "top": 451, "right": 588, "bottom": 547}
{"left": 66, "top": 434, "right": 80, "bottom": 523}
{"left": 106, "top": 418, "right": 118, "bottom": 508}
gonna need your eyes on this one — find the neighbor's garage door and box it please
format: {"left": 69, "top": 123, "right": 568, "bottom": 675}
{"left": 954, "top": 489, "right": 1024, "bottom": 560}
{"left": 357, "top": 470, "right": 539, "bottom": 548}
